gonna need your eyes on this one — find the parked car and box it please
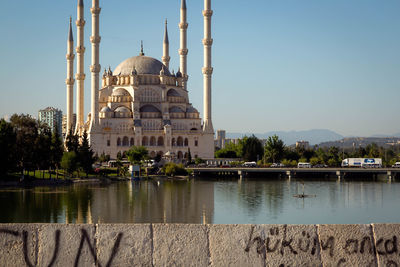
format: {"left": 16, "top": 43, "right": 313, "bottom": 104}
{"left": 313, "top": 164, "right": 328, "bottom": 168}
{"left": 220, "top": 164, "right": 231, "bottom": 168}
{"left": 298, "top": 162, "right": 312, "bottom": 168}
{"left": 271, "top": 163, "right": 285, "bottom": 168}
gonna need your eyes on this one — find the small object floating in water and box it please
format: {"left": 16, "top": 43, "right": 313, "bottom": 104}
{"left": 293, "top": 194, "right": 316, "bottom": 198}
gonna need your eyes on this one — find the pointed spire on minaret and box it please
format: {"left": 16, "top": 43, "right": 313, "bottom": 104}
{"left": 162, "top": 19, "right": 171, "bottom": 69}
{"left": 181, "top": 0, "right": 187, "bottom": 10}
{"left": 66, "top": 17, "right": 75, "bottom": 137}
{"left": 78, "top": 0, "right": 84, "bottom": 7}
{"left": 164, "top": 19, "right": 169, "bottom": 44}
{"left": 68, "top": 17, "right": 74, "bottom": 42}
{"left": 140, "top": 40, "right": 145, "bottom": 56}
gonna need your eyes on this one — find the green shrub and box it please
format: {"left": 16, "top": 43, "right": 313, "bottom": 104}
{"left": 162, "top": 163, "right": 188, "bottom": 176}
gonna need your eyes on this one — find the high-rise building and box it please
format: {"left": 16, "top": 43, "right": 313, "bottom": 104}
{"left": 215, "top": 130, "right": 226, "bottom": 149}
{"left": 38, "top": 107, "right": 63, "bottom": 136}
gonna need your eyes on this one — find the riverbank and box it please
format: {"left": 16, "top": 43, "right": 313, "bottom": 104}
{"left": 0, "top": 174, "right": 191, "bottom": 188}
{"left": 0, "top": 176, "right": 129, "bottom": 188}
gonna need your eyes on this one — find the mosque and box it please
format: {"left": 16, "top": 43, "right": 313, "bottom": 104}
{"left": 65, "top": 0, "right": 215, "bottom": 160}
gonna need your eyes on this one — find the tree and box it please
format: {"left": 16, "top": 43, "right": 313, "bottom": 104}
{"left": 195, "top": 158, "right": 205, "bottom": 165}
{"left": 61, "top": 151, "right": 78, "bottom": 177}
{"left": 50, "top": 127, "right": 64, "bottom": 178}
{"left": 215, "top": 149, "right": 238, "bottom": 159}
{"left": 0, "top": 119, "right": 17, "bottom": 176}
{"left": 187, "top": 148, "right": 192, "bottom": 164}
{"left": 98, "top": 152, "right": 110, "bottom": 163}
{"left": 215, "top": 142, "right": 241, "bottom": 159}
{"left": 315, "top": 148, "right": 329, "bottom": 164}
{"left": 284, "top": 148, "right": 301, "bottom": 162}
{"left": 78, "top": 130, "right": 95, "bottom": 177}
{"left": 162, "top": 163, "right": 188, "bottom": 176}
{"left": 65, "top": 128, "right": 79, "bottom": 153}
{"left": 240, "top": 135, "right": 263, "bottom": 162}
{"left": 126, "top": 146, "right": 148, "bottom": 165}
{"left": 310, "top": 157, "right": 320, "bottom": 166}
{"left": 10, "top": 114, "right": 39, "bottom": 175}
{"left": 366, "top": 143, "right": 380, "bottom": 158}
{"left": 35, "top": 122, "right": 52, "bottom": 178}
{"left": 264, "top": 135, "right": 285, "bottom": 163}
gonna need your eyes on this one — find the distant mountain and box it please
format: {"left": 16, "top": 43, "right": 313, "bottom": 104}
{"left": 225, "top": 129, "right": 344, "bottom": 146}
{"left": 319, "top": 137, "right": 400, "bottom": 148}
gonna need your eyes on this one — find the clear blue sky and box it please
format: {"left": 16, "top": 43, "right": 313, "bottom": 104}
{"left": 0, "top": 0, "right": 399, "bottom": 137}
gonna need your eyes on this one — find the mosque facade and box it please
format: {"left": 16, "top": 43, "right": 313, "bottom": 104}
{"left": 65, "top": 0, "right": 215, "bottom": 160}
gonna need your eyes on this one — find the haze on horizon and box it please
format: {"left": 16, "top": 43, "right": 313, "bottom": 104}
{"left": 0, "top": 0, "right": 399, "bottom": 137}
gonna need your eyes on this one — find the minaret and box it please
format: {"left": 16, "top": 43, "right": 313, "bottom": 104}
{"left": 162, "top": 19, "right": 170, "bottom": 69}
{"left": 75, "top": 0, "right": 86, "bottom": 134}
{"left": 66, "top": 17, "right": 75, "bottom": 136}
{"left": 179, "top": 0, "right": 188, "bottom": 89}
{"left": 202, "top": 0, "right": 214, "bottom": 133}
{"left": 89, "top": 0, "right": 101, "bottom": 131}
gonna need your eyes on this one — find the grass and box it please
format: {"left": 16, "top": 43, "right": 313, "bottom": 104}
{"left": 3, "top": 166, "right": 133, "bottom": 181}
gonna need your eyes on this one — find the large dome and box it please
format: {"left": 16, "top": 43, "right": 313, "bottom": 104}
{"left": 114, "top": 56, "right": 171, "bottom": 76}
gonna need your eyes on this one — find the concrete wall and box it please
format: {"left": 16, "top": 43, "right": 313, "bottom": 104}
{"left": 0, "top": 223, "right": 399, "bottom": 266}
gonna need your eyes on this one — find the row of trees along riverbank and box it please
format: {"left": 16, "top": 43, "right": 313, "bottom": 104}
{"left": 215, "top": 135, "right": 400, "bottom": 167}
{"left": 0, "top": 114, "right": 175, "bottom": 179}
{"left": 0, "top": 115, "right": 98, "bottom": 179}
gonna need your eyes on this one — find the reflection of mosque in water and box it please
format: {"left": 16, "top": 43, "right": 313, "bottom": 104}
{"left": 68, "top": 181, "right": 214, "bottom": 224}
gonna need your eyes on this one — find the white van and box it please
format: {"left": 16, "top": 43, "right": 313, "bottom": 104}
{"left": 298, "top": 162, "right": 312, "bottom": 168}
{"left": 243, "top": 162, "right": 257, "bottom": 167}
{"left": 392, "top": 162, "right": 400, "bottom": 168}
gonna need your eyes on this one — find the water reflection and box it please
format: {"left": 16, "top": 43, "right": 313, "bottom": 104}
{"left": 0, "top": 178, "right": 399, "bottom": 224}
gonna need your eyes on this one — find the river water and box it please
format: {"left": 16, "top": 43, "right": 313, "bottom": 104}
{"left": 0, "top": 178, "right": 399, "bottom": 224}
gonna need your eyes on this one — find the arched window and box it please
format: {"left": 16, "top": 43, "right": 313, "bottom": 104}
{"left": 195, "top": 140, "right": 198, "bottom": 147}
{"left": 177, "top": 137, "right": 183, "bottom": 147}
{"left": 157, "top": 136, "right": 164, "bottom": 146}
{"left": 150, "top": 136, "right": 156, "bottom": 146}
{"left": 117, "top": 137, "right": 121, "bottom": 146}
{"left": 150, "top": 151, "right": 156, "bottom": 158}
{"left": 177, "top": 151, "right": 183, "bottom": 159}
{"left": 122, "top": 136, "right": 129, "bottom": 146}
{"left": 172, "top": 138, "right": 176, "bottom": 147}
{"left": 130, "top": 138, "right": 134, "bottom": 147}
{"left": 142, "top": 136, "right": 149, "bottom": 146}
{"left": 184, "top": 138, "right": 189, "bottom": 147}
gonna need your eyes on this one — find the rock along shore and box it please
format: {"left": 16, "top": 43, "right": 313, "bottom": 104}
{"left": 0, "top": 223, "right": 399, "bottom": 266}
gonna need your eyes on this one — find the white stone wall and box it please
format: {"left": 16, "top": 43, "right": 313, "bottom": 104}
{"left": 1, "top": 223, "right": 399, "bottom": 266}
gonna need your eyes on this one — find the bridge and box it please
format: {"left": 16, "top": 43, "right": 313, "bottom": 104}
{"left": 191, "top": 167, "right": 400, "bottom": 181}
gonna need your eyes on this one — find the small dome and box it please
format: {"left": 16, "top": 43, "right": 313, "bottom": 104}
{"left": 140, "top": 105, "right": 161, "bottom": 113}
{"left": 100, "top": 106, "right": 112, "bottom": 113}
{"left": 169, "top": 106, "right": 185, "bottom": 113}
{"left": 167, "top": 89, "right": 180, "bottom": 97}
{"left": 114, "top": 56, "right": 171, "bottom": 76}
{"left": 112, "top": 88, "right": 130, "bottom": 97}
{"left": 115, "top": 106, "right": 131, "bottom": 113}
{"left": 186, "top": 106, "right": 198, "bottom": 113}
